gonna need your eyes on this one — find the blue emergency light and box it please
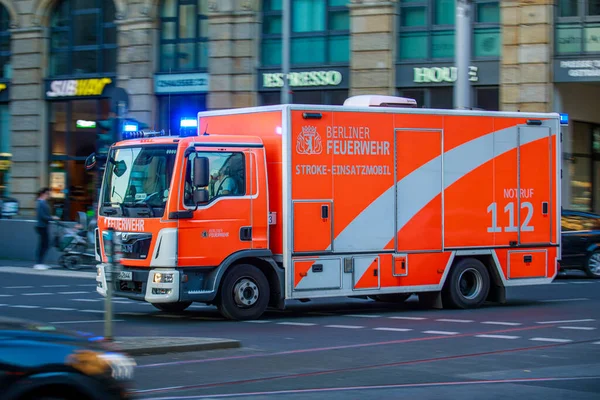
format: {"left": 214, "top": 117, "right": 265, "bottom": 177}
{"left": 123, "top": 123, "right": 139, "bottom": 132}
{"left": 180, "top": 118, "right": 198, "bottom": 128}
{"left": 560, "top": 113, "right": 569, "bottom": 125}
{"left": 122, "top": 130, "right": 168, "bottom": 140}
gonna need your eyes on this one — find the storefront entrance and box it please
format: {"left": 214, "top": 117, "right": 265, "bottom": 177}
{"left": 48, "top": 98, "right": 111, "bottom": 221}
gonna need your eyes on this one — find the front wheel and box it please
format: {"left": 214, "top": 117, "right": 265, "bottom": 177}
{"left": 152, "top": 301, "right": 192, "bottom": 312}
{"left": 442, "top": 258, "right": 490, "bottom": 309}
{"left": 217, "top": 264, "right": 270, "bottom": 321}
{"left": 584, "top": 250, "right": 600, "bottom": 278}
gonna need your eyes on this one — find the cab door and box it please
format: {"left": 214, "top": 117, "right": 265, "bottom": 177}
{"left": 177, "top": 146, "right": 255, "bottom": 267}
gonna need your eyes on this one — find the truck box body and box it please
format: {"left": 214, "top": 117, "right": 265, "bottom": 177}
{"left": 94, "top": 102, "right": 561, "bottom": 318}
{"left": 195, "top": 105, "right": 561, "bottom": 299}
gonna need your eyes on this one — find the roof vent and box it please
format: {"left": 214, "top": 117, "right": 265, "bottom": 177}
{"left": 343, "top": 95, "right": 418, "bottom": 108}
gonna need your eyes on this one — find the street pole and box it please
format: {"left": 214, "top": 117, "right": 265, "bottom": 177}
{"left": 281, "top": 0, "right": 291, "bottom": 104}
{"left": 454, "top": 0, "right": 472, "bottom": 109}
{"left": 104, "top": 227, "right": 114, "bottom": 341}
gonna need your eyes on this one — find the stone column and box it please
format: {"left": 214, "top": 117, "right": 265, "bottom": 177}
{"left": 500, "top": 0, "right": 553, "bottom": 112}
{"left": 116, "top": 16, "right": 156, "bottom": 125}
{"left": 349, "top": 0, "right": 397, "bottom": 97}
{"left": 207, "top": 0, "right": 259, "bottom": 109}
{"left": 9, "top": 26, "right": 45, "bottom": 216}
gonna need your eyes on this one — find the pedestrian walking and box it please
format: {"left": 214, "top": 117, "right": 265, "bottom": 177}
{"left": 34, "top": 187, "right": 57, "bottom": 270}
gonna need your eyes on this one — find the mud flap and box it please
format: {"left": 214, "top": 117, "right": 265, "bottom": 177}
{"left": 486, "top": 283, "right": 506, "bottom": 304}
{"left": 418, "top": 291, "right": 443, "bottom": 309}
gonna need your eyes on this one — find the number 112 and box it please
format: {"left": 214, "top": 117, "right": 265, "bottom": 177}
{"left": 487, "top": 201, "right": 534, "bottom": 233}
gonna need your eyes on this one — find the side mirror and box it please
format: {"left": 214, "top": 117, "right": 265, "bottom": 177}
{"left": 193, "top": 188, "right": 209, "bottom": 205}
{"left": 193, "top": 157, "right": 209, "bottom": 187}
{"left": 84, "top": 153, "right": 97, "bottom": 171}
{"left": 113, "top": 160, "right": 127, "bottom": 178}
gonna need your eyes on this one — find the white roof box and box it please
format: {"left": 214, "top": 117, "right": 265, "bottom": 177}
{"left": 343, "top": 95, "right": 418, "bottom": 108}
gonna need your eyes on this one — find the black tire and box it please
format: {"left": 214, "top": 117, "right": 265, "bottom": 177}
{"left": 583, "top": 250, "right": 600, "bottom": 278}
{"left": 217, "top": 264, "right": 270, "bottom": 321}
{"left": 371, "top": 293, "right": 412, "bottom": 303}
{"left": 152, "top": 301, "right": 192, "bottom": 312}
{"left": 442, "top": 258, "right": 490, "bottom": 309}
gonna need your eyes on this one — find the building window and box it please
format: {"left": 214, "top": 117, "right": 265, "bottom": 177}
{"left": 556, "top": 0, "right": 600, "bottom": 54}
{"left": 49, "top": 0, "right": 116, "bottom": 76}
{"left": 0, "top": 6, "right": 10, "bottom": 79}
{"left": 159, "top": 0, "right": 209, "bottom": 72}
{"left": 569, "top": 121, "right": 600, "bottom": 212}
{"left": 261, "top": 0, "right": 350, "bottom": 66}
{"left": 398, "top": 0, "right": 500, "bottom": 61}
{"left": 398, "top": 86, "right": 499, "bottom": 110}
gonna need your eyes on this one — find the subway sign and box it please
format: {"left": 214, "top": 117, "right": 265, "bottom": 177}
{"left": 46, "top": 78, "right": 113, "bottom": 98}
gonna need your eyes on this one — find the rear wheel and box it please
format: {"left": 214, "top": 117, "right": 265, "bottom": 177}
{"left": 217, "top": 264, "right": 270, "bottom": 321}
{"left": 584, "top": 250, "right": 600, "bottom": 278}
{"left": 442, "top": 258, "right": 490, "bottom": 309}
{"left": 152, "top": 301, "right": 192, "bottom": 312}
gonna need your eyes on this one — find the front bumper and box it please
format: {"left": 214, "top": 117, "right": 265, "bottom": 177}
{"left": 96, "top": 264, "right": 181, "bottom": 303}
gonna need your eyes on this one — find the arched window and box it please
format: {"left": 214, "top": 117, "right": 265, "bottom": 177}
{"left": 159, "top": 0, "right": 210, "bottom": 72}
{"left": 0, "top": 5, "right": 10, "bottom": 79}
{"left": 49, "top": 0, "right": 117, "bottom": 76}
{"left": 261, "top": 0, "right": 350, "bottom": 66}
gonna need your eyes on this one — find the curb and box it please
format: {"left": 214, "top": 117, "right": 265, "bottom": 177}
{"left": 111, "top": 336, "right": 242, "bottom": 356}
{"left": 0, "top": 266, "right": 96, "bottom": 279}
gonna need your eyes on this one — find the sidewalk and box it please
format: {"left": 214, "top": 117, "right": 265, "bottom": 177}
{"left": 110, "top": 337, "right": 242, "bottom": 356}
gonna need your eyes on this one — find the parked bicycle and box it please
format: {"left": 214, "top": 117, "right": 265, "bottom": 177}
{"left": 53, "top": 211, "right": 98, "bottom": 270}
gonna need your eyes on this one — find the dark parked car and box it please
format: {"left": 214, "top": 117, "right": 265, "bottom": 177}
{"left": 0, "top": 317, "right": 136, "bottom": 400}
{"left": 561, "top": 209, "right": 600, "bottom": 278}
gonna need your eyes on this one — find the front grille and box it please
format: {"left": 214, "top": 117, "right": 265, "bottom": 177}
{"left": 103, "top": 232, "right": 152, "bottom": 260}
{"left": 119, "top": 280, "right": 143, "bottom": 294}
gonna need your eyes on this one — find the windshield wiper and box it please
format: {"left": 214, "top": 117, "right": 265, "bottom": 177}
{"left": 122, "top": 202, "right": 155, "bottom": 217}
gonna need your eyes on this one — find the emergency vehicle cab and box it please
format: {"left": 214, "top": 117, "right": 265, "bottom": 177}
{"left": 94, "top": 95, "right": 562, "bottom": 320}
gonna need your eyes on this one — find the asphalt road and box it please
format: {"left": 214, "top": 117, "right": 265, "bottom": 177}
{"left": 1, "top": 266, "right": 599, "bottom": 399}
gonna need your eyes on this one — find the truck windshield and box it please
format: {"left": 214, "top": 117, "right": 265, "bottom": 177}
{"left": 100, "top": 145, "right": 177, "bottom": 218}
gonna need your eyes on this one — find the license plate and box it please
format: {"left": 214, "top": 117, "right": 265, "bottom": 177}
{"left": 118, "top": 271, "right": 133, "bottom": 281}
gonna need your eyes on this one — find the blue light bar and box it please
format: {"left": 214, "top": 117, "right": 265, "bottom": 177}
{"left": 559, "top": 113, "right": 569, "bottom": 125}
{"left": 122, "top": 130, "right": 168, "bottom": 140}
{"left": 123, "top": 123, "right": 138, "bottom": 132}
{"left": 180, "top": 118, "right": 198, "bottom": 128}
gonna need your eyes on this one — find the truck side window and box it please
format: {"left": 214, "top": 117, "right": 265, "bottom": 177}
{"left": 184, "top": 152, "right": 246, "bottom": 207}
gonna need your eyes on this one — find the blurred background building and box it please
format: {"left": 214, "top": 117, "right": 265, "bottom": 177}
{"left": 0, "top": 0, "right": 597, "bottom": 218}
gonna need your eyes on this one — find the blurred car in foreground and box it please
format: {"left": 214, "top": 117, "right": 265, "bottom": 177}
{"left": 561, "top": 209, "right": 600, "bottom": 278}
{"left": 0, "top": 317, "right": 136, "bottom": 400}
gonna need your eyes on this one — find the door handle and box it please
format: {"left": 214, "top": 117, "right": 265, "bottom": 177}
{"left": 542, "top": 202, "right": 548, "bottom": 215}
{"left": 321, "top": 205, "right": 329, "bottom": 219}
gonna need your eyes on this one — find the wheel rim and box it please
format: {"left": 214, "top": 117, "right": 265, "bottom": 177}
{"left": 233, "top": 278, "right": 259, "bottom": 308}
{"left": 457, "top": 268, "right": 483, "bottom": 300}
{"left": 588, "top": 253, "right": 600, "bottom": 275}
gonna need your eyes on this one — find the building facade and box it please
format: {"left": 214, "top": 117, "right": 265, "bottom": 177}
{"left": 0, "top": 0, "right": 598, "bottom": 217}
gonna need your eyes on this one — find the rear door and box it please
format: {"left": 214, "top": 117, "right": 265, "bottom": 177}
{"left": 177, "top": 146, "right": 254, "bottom": 267}
{"left": 517, "top": 125, "right": 552, "bottom": 245}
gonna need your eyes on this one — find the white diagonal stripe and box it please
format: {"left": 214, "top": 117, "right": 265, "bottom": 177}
{"left": 530, "top": 338, "right": 572, "bottom": 343}
{"left": 475, "top": 335, "right": 520, "bottom": 340}
{"left": 423, "top": 330, "right": 459, "bottom": 335}
{"left": 374, "top": 327, "right": 412, "bottom": 332}
{"left": 481, "top": 321, "right": 522, "bottom": 326}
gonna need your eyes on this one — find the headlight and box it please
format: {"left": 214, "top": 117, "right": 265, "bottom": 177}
{"left": 97, "top": 267, "right": 102, "bottom": 277}
{"left": 153, "top": 272, "right": 174, "bottom": 283}
{"left": 98, "top": 352, "right": 137, "bottom": 381}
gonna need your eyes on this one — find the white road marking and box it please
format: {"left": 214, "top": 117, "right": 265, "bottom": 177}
{"left": 558, "top": 326, "right": 596, "bottom": 331}
{"left": 388, "top": 316, "right": 427, "bottom": 320}
{"left": 530, "top": 337, "right": 572, "bottom": 343}
{"left": 277, "top": 322, "right": 317, "bottom": 326}
{"left": 72, "top": 299, "right": 101, "bottom": 302}
{"left": 374, "top": 327, "right": 413, "bottom": 332}
{"left": 536, "top": 319, "right": 595, "bottom": 324}
{"left": 552, "top": 282, "right": 568, "bottom": 285}
{"left": 436, "top": 319, "right": 474, "bottom": 323}
{"left": 23, "top": 292, "right": 53, "bottom": 296}
{"left": 423, "top": 330, "right": 459, "bottom": 335}
{"left": 475, "top": 334, "right": 520, "bottom": 340}
{"left": 594, "top": 341, "right": 600, "bottom": 345}
{"left": 58, "top": 291, "right": 91, "bottom": 295}
{"left": 51, "top": 319, "right": 125, "bottom": 324}
{"left": 539, "top": 298, "right": 590, "bottom": 303}
{"left": 77, "top": 284, "right": 97, "bottom": 287}
{"left": 5, "top": 286, "right": 33, "bottom": 289}
{"left": 570, "top": 281, "right": 594, "bottom": 284}
{"left": 113, "top": 301, "right": 135, "bottom": 304}
{"left": 42, "top": 284, "right": 69, "bottom": 288}
{"left": 481, "top": 321, "right": 522, "bottom": 326}
{"left": 80, "top": 309, "right": 104, "bottom": 314}
{"left": 0, "top": 294, "right": 12, "bottom": 297}
{"left": 243, "top": 320, "right": 271, "bottom": 323}
{"left": 45, "top": 307, "right": 76, "bottom": 311}
{"left": 10, "top": 305, "right": 39, "bottom": 309}
{"left": 325, "top": 325, "right": 364, "bottom": 329}
{"left": 344, "top": 314, "right": 381, "bottom": 318}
